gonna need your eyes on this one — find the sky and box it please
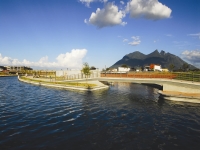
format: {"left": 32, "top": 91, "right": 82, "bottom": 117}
{"left": 0, "top": 0, "right": 200, "bottom": 70}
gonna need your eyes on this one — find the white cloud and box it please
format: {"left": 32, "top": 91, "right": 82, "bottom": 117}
{"left": 84, "top": 19, "right": 88, "bottom": 24}
{"left": 80, "top": 0, "right": 108, "bottom": 7}
{"left": 182, "top": 50, "right": 200, "bottom": 63}
{"left": 123, "top": 38, "right": 129, "bottom": 42}
{"left": 181, "top": 50, "right": 200, "bottom": 68}
{"left": 188, "top": 33, "right": 200, "bottom": 40}
{"left": 120, "top": 1, "right": 125, "bottom": 5}
{"left": 88, "top": 2, "right": 127, "bottom": 28}
{"left": 0, "top": 49, "right": 87, "bottom": 69}
{"left": 79, "top": 0, "right": 95, "bottom": 7}
{"left": 126, "top": 0, "right": 172, "bottom": 20}
{"left": 121, "top": 21, "right": 127, "bottom": 26}
{"left": 128, "top": 36, "right": 141, "bottom": 46}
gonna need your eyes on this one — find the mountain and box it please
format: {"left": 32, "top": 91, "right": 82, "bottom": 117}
{"left": 110, "top": 50, "right": 197, "bottom": 70}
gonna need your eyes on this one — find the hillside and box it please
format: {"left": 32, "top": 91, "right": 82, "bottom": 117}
{"left": 110, "top": 50, "right": 197, "bottom": 70}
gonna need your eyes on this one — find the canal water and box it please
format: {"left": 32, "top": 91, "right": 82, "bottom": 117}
{"left": 0, "top": 77, "right": 200, "bottom": 150}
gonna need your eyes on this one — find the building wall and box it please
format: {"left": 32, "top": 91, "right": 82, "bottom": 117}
{"left": 5, "top": 66, "right": 32, "bottom": 71}
{"left": 118, "top": 67, "right": 130, "bottom": 72}
{"left": 56, "top": 70, "right": 100, "bottom": 78}
{"left": 154, "top": 65, "right": 162, "bottom": 71}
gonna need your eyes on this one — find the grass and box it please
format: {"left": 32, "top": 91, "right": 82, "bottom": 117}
{"left": 20, "top": 76, "right": 97, "bottom": 88}
{"left": 101, "top": 72, "right": 200, "bottom": 82}
{"left": 172, "top": 72, "right": 200, "bottom": 82}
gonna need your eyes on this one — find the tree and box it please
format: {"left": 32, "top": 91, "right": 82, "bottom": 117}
{"left": 169, "top": 64, "right": 175, "bottom": 72}
{"left": 121, "top": 64, "right": 128, "bottom": 68}
{"left": 141, "top": 66, "right": 144, "bottom": 71}
{"left": 149, "top": 64, "right": 155, "bottom": 70}
{"left": 90, "top": 66, "right": 96, "bottom": 70}
{"left": 182, "top": 63, "right": 189, "bottom": 72}
{"left": 106, "top": 68, "right": 110, "bottom": 71}
{"left": 81, "top": 62, "right": 91, "bottom": 79}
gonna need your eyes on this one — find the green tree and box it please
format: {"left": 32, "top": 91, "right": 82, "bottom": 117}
{"left": 182, "top": 63, "right": 189, "bottom": 72}
{"left": 169, "top": 64, "right": 175, "bottom": 72}
{"left": 81, "top": 62, "right": 91, "bottom": 82}
{"left": 121, "top": 64, "right": 128, "bottom": 68}
{"left": 90, "top": 66, "right": 96, "bottom": 70}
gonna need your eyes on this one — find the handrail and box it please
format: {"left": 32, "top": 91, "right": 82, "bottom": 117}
{"left": 100, "top": 72, "right": 200, "bottom": 82}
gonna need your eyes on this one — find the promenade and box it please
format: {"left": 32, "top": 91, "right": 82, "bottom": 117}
{"left": 18, "top": 76, "right": 109, "bottom": 91}
{"left": 97, "top": 77, "right": 200, "bottom": 103}
{"left": 18, "top": 75, "right": 200, "bottom": 103}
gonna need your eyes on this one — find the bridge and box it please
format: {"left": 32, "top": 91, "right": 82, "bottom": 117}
{"left": 96, "top": 76, "right": 200, "bottom": 103}
{"left": 20, "top": 71, "right": 200, "bottom": 103}
{"left": 63, "top": 71, "right": 200, "bottom": 103}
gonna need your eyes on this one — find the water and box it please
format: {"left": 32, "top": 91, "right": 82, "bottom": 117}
{"left": 0, "top": 77, "right": 200, "bottom": 150}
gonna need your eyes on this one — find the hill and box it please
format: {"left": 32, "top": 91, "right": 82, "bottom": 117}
{"left": 110, "top": 50, "right": 197, "bottom": 70}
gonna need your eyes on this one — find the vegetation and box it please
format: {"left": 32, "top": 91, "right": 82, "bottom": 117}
{"left": 169, "top": 64, "right": 175, "bottom": 72}
{"left": 121, "top": 64, "right": 128, "bottom": 68}
{"left": 90, "top": 66, "right": 96, "bottom": 70}
{"left": 100, "top": 71, "right": 200, "bottom": 82}
{"left": 149, "top": 64, "right": 154, "bottom": 70}
{"left": 20, "top": 76, "right": 96, "bottom": 88}
{"left": 81, "top": 62, "right": 91, "bottom": 78}
{"left": 182, "top": 63, "right": 189, "bottom": 71}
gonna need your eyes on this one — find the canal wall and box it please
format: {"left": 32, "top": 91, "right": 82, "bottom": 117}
{"left": 18, "top": 76, "right": 109, "bottom": 91}
{"left": 96, "top": 77, "right": 200, "bottom": 93}
{"left": 163, "top": 83, "right": 200, "bottom": 93}
{"left": 97, "top": 77, "right": 200, "bottom": 103}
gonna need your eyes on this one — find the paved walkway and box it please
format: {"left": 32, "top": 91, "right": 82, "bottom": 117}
{"left": 96, "top": 77, "right": 200, "bottom": 87}
{"left": 19, "top": 76, "right": 108, "bottom": 91}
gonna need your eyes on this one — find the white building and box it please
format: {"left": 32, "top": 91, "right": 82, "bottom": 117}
{"left": 109, "top": 68, "right": 117, "bottom": 72}
{"left": 154, "top": 65, "right": 162, "bottom": 71}
{"left": 118, "top": 67, "right": 130, "bottom": 72}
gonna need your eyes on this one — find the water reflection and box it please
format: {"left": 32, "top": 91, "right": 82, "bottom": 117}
{"left": 0, "top": 77, "right": 200, "bottom": 149}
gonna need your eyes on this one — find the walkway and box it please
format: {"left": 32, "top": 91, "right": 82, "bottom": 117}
{"left": 97, "top": 77, "right": 200, "bottom": 103}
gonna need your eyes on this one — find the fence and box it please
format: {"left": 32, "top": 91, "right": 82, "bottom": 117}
{"left": 55, "top": 72, "right": 101, "bottom": 81}
{"left": 100, "top": 72, "right": 200, "bottom": 82}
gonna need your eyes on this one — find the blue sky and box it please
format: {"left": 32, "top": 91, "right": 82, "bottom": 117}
{"left": 0, "top": 0, "right": 200, "bottom": 69}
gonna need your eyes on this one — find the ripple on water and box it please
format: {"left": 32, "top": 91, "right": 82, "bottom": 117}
{"left": 0, "top": 77, "right": 200, "bottom": 149}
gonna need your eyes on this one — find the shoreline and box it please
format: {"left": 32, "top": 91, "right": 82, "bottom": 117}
{"left": 0, "top": 75, "right": 17, "bottom": 77}
{"left": 18, "top": 76, "right": 109, "bottom": 91}
{"left": 158, "top": 90, "right": 200, "bottom": 103}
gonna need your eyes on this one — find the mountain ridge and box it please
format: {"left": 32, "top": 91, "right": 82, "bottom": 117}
{"left": 110, "top": 50, "right": 197, "bottom": 70}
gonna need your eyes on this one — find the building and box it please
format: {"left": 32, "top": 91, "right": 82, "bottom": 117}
{"left": 0, "top": 66, "right": 6, "bottom": 72}
{"left": 144, "top": 66, "right": 150, "bottom": 71}
{"left": 150, "top": 64, "right": 162, "bottom": 71}
{"left": 162, "top": 68, "right": 169, "bottom": 72}
{"left": 118, "top": 67, "right": 130, "bottom": 72}
{"left": 5, "top": 66, "right": 33, "bottom": 71}
{"left": 154, "top": 65, "right": 162, "bottom": 71}
{"left": 109, "top": 68, "right": 117, "bottom": 72}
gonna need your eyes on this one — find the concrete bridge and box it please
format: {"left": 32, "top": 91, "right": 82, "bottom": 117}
{"left": 95, "top": 77, "right": 200, "bottom": 103}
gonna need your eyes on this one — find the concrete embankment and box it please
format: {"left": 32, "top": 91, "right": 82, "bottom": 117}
{"left": 97, "top": 77, "right": 200, "bottom": 103}
{"left": 18, "top": 76, "right": 109, "bottom": 91}
{"left": 158, "top": 91, "right": 200, "bottom": 103}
